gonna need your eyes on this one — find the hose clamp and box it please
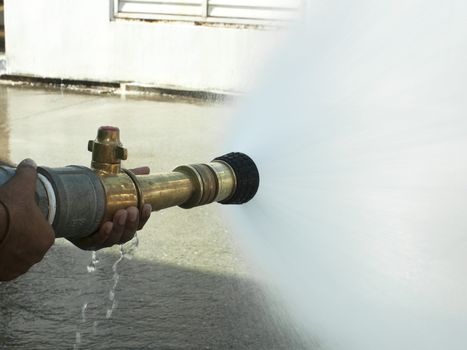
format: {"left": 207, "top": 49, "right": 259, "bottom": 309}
{"left": 122, "top": 168, "right": 145, "bottom": 218}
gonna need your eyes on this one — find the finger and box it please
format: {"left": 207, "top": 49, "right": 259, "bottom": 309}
{"left": 120, "top": 207, "right": 139, "bottom": 244}
{"left": 71, "top": 222, "right": 113, "bottom": 251}
{"left": 30, "top": 220, "right": 55, "bottom": 256}
{"left": 138, "top": 204, "right": 152, "bottom": 230}
{"left": 102, "top": 210, "right": 127, "bottom": 247}
{"left": 0, "top": 268, "right": 23, "bottom": 282}
{"left": 130, "top": 167, "right": 150, "bottom": 175}
{"left": 11, "top": 159, "right": 38, "bottom": 196}
{"left": 7, "top": 263, "right": 32, "bottom": 280}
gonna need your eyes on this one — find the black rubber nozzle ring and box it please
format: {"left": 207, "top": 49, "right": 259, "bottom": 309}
{"left": 213, "top": 152, "right": 260, "bottom": 205}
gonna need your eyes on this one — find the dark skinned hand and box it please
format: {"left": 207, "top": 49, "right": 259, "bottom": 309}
{"left": 68, "top": 166, "right": 152, "bottom": 251}
{"left": 0, "top": 161, "right": 152, "bottom": 281}
{"left": 0, "top": 159, "right": 55, "bottom": 281}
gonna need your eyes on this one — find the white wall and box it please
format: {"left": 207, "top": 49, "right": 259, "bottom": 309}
{"left": 4, "top": 0, "right": 285, "bottom": 93}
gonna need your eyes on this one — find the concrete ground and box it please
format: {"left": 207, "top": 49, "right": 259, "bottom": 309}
{"left": 0, "top": 86, "right": 311, "bottom": 349}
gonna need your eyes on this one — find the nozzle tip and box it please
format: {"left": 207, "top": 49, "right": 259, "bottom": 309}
{"left": 213, "top": 152, "right": 260, "bottom": 205}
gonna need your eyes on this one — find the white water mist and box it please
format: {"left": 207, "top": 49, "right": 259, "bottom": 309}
{"left": 224, "top": 1, "right": 467, "bottom": 349}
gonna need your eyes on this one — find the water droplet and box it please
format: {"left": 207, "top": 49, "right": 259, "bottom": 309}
{"left": 87, "top": 251, "right": 99, "bottom": 273}
{"left": 73, "top": 332, "right": 81, "bottom": 350}
{"left": 81, "top": 303, "right": 88, "bottom": 322}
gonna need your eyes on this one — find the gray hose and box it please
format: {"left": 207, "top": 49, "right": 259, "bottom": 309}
{"left": 0, "top": 166, "right": 106, "bottom": 239}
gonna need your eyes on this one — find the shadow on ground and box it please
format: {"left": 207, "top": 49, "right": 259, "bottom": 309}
{"left": 0, "top": 243, "right": 313, "bottom": 350}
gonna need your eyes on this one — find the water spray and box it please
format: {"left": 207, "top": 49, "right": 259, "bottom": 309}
{"left": 0, "top": 126, "right": 260, "bottom": 240}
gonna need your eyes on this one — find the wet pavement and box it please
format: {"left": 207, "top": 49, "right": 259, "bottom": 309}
{"left": 0, "top": 86, "right": 311, "bottom": 349}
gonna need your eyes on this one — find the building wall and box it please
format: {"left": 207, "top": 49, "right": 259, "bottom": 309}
{"left": 4, "top": 0, "right": 286, "bottom": 93}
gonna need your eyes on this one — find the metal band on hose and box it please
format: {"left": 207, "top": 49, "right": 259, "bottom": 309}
{"left": 122, "top": 168, "right": 145, "bottom": 214}
{"left": 38, "top": 174, "right": 56, "bottom": 226}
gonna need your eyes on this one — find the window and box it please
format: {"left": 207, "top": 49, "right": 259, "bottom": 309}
{"left": 113, "top": 0, "right": 303, "bottom": 26}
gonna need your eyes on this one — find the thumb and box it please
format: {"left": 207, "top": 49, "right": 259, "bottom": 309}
{"left": 14, "top": 159, "right": 38, "bottom": 195}
{"left": 130, "top": 166, "right": 150, "bottom": 175}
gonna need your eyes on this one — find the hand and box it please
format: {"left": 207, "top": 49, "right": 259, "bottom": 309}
{"left": 69, "top": 167, "right": 152, "bottom": 251}
{"left": 0, "top": 159, "right": 55, "bottom": 281}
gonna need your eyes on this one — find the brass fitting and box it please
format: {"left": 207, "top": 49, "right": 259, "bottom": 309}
{"left": 88, "top": 126, "right": 259, "bottom": 223}
{"left": 88, "top": 126, "right": 128, "bottom": 175}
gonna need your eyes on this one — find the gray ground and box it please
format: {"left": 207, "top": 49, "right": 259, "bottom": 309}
{"left": 0, "top": 86, "right": 312, "bottom": 349}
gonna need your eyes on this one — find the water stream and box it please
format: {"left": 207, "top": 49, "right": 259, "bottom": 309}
{"left": 73, "top": 234, "right": 140, "bottom": 349}
{"left": 224, "top": 1, "right": 467, "bottom": 349}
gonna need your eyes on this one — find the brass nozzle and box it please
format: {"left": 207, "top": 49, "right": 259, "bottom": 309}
{"left": 0, "top": 126, "right": 260, "bottom": 240}
{"left": 89, "top": 127, "right": 259, "bottom": 221}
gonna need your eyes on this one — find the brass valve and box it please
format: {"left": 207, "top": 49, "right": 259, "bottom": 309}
{"left": 88, "top": 126, "right": 128, "bottom": 175}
